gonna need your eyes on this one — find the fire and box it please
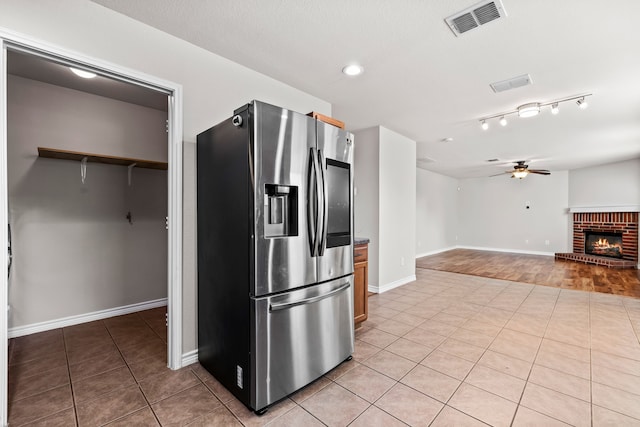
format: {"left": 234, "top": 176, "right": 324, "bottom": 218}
{"left": 593, "top": 238, "right": 621, "bottom": 249}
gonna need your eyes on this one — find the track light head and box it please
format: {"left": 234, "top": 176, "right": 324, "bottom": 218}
{"left": 481, "top": 120, "right": 489, "bottom": 130}
{"left": 577, "top": 97, "right": 588, "bottom": 109}
{"left": 499, "top": 116, "right": 507, "bottom": 126}
{"left": 551, "top": 103, "right": 559, "bottom": 115}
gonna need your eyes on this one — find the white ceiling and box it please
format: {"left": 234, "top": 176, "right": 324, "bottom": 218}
{"left": 7, "top": 50, "right": 168, "bottom": 111}
{"left": 89, "top": 0, "right": 640, "bottom": 178}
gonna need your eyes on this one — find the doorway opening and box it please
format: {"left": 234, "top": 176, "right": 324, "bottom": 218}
{"left": 1, "top": 36, "right": 183, "bottom": 426}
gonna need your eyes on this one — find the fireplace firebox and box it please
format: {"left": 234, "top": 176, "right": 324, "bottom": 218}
{"left": 585, "top": 231, "right": 623, "bottom": 259}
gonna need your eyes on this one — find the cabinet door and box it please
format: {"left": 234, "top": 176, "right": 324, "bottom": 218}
{"left": 354, "top": 261, "right": 368, "bottom": 325}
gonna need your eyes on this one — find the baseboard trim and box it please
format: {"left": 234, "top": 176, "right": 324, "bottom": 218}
{"left": 369, "top": 274, "right": 417, "bottom": 294}
{"left": 455, "top": 245, "right": 555, "bottom": 257}
{"left": 182, "top": 349, "right": 198, "bottom": 366}
{"left": 416, "top": 246, "right": 457, "bottom": 259}
{"left": 8, "top": 298, "right": 168, "bottom": 338}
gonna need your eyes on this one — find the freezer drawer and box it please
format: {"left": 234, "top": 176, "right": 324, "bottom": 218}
{"left": 251, "top": 277, "right": 355, "bottom": 410}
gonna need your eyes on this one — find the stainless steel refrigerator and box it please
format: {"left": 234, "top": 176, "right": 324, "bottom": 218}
{"left": 197, "top": 100, "right": 355, "bottom": 414}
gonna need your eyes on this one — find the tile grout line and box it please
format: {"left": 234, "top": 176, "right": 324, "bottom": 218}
{"left": 509, "top": 282, "right": 562, "bottom": 426}
{"left": 61, "top": 325, "right": 80, "bottom": 427}
{"left": 101, "top": 313, "right": 163, "bottom": 426}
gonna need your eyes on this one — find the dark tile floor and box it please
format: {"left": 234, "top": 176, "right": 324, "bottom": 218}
{"left": 8, "top": 267, "right": 640, "bottom": 425}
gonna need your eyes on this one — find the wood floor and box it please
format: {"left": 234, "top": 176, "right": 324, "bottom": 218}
{"left": 416, "top": 249, "right": 640, "bottom": 298}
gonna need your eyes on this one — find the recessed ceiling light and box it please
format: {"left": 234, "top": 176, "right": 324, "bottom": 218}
{"left": 342, "top": 64, "right": 364, "bottom": 77}
{"left": 441, "top": 137, "right": 454, "bottom": 143}
{"left": 70, "top": 67, "right": 97, "bottom": 79}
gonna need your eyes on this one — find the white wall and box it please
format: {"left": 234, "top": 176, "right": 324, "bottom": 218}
{"left": 416, "top": 168, "right": 458, "bottom": 256}
{"left": 457, "top": 172, "right": 570, "bottom": 254}
{"left": 353, "top": 127, "right": 416, "bottom": 292}
{"left": 569, "top": 158, "right": 640, "bottom": 208}
{"left": 1, "top": 0, "right": 331, "bottom": 355}
{"left": 7, "top": 75, "right": 167, "bottom": 328}
{"left": 353, "top": 127, "right": 380, "bottom": 288}
{"left": 379, "top": 128, "right": 416, "bottom": 287}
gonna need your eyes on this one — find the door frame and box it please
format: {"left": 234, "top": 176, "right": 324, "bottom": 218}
{"left": 0, "top": 29, "right": 184, "bottom": 426}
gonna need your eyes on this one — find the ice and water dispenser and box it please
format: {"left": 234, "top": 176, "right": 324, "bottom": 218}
{"left": 265, "top": 184, "right": 298, "bottom": 237}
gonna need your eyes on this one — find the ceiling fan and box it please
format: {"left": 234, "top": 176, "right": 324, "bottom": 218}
{"left": 494, "top": 161, "right": 551, "bottom": 179}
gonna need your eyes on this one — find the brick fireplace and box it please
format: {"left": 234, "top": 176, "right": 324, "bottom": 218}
{"left": 556, "top": 211, "right": 638, "bottom": 268}
{"left": 573, "top": 212, "right": 638, "bottom": 262}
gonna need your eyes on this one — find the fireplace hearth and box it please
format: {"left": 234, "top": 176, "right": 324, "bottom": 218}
{"left": 585, "top": 231, "right": 623, "bottom": 259}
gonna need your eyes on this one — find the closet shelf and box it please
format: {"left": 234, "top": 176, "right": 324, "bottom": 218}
{"left": 37, "top": 147, "right": 168, "bottom": 170}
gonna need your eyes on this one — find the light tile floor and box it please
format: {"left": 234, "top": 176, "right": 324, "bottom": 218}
{"left": 8, "top": 268, "right": 640, "bottom": 426}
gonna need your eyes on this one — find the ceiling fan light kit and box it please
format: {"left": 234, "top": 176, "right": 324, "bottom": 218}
{"left": 478, "top": 93, "right": 592, "bottom": 130}
{"left": 497, "top": 160, "right": 551, "bottom": 179}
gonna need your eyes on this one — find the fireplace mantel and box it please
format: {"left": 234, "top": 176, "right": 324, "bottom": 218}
{"left": 569, "top": 205, "right": 640, "bottom": 213}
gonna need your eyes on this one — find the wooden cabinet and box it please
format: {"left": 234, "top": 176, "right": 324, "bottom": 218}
{"left": 354, "top": 243, "right": 368, "bottom": 328}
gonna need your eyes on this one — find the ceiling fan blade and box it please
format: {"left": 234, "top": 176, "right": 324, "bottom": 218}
{"left": 489, "top": 171, "right": 513, "bottom": 177}
{"left": 529, "top": 170, "right": 551, "bottom": 175}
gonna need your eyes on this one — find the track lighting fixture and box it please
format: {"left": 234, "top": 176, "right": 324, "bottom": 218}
{"left": 478, "top": 93, "right": 591, "bottom": 130}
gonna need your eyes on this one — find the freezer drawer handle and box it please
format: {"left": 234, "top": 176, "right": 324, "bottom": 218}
{"left": 269, "top": 282, "right": 350, "bottom": 312}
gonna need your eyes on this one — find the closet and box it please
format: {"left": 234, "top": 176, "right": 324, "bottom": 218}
{"left": 6, "top": 50, "right": 169, "bottom": 336}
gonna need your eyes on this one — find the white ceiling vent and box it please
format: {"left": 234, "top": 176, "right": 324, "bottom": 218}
{"left": 490, "top": 74, "right": 532, "bottom": 93}
{"left": 445, "top": 0, "right": 507, "bottom": 36}
{"left": 417, "top": 156, "right": 436, "bottom": 166}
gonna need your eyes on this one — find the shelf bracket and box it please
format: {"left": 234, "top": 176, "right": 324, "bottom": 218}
{"left": 80, "top": 156, "right": 88, "bottom": 184}
{"left": 128, "top": 163, "right": 137, "bottom": 186}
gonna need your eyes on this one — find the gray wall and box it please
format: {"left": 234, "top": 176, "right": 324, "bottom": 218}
{"left": 569, "top": 158, "right": 640, "bottom": 208}
{"left": 457, "top": 172, "right": 570, "bottom": 254}
{"left": 415, "top": 168, "right": 458, "bottom": 256}
{"left": 7, "top": 75, "right": 167, "bottom": 328}
{"left": 353, "top": 127, "right": 416, "bottom": 292}
{"left": 379, "top": 127, "right": 416, "bottom": 287}
{"left": 353, "top": 127, "right": 380, "bottom": 288}
{"left": 1, "top": 0, "right": 331, "bottom": 355}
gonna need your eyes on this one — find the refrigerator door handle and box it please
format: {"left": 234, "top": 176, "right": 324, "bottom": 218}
{"left": 317, "top": 149, "right": 328, "bottom": 256}
{"left": 269, "top": 282, "right": 350, "bottom": 312}
{"left": 307, "top": 148, "right": 318, "bottom": 256}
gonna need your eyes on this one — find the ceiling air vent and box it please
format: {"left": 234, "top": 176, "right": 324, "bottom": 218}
{"left": 445, "top": 0, "right": 507, "bottom": 36}
{"left": 417, "top": 156, "right": 436, "bottom": 167}
{"left": 490, "top": 74, "right": 532, "bottom": 93}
